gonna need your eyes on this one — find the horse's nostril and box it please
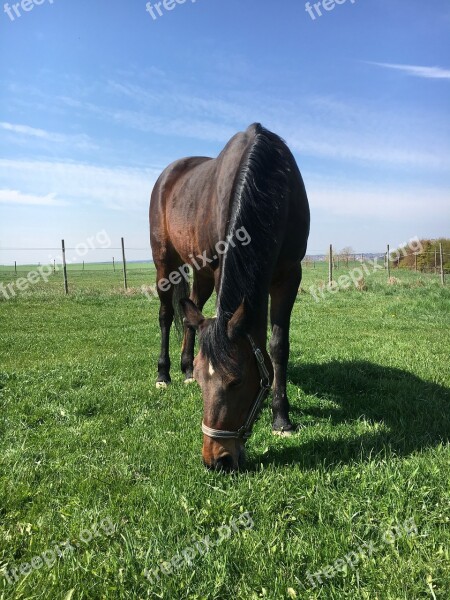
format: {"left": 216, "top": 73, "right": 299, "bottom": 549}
{"left": 215, "top": 454, "right": 234, "bottom": 472}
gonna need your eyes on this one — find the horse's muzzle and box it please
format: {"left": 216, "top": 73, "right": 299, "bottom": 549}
{"left": 202, "top": 446, "right": 246, "bottom": 472}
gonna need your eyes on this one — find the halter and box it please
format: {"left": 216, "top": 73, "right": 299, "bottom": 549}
{"left": 201, "top": 334, "right": 272, "bottom": 441}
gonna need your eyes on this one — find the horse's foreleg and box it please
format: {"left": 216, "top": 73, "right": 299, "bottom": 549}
{"left": 156, "top": 280, "right": 174, "bottom": 388}
{"left": 269, "top": 264, "right": 302, "bottom": 434}
{"left": 181, "top": 272, "right": 214, "bottom": 383}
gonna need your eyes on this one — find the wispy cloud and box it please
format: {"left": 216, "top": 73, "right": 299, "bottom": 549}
{"left": 3, "top": 73, "right": 450, "bottom": 183}
{"left": 54, "top": 81, "right": 450, "bottom": 171}
{"left": 308, "top": 180, "right": 450, "bottom": 220}
{"left": 0, "top": 189, "right": 68, "bottom": 206}
{"left": 0, "top": 122, "right": 56, "bottom": 139}
{"left": 0, "top": 159, "right": 160, "bottom": 211}
{"left": 367, "top": 62, "right": 450, "bottom": 79}
{"left": 0, "top": 121, "right": 97, "bottom": 150}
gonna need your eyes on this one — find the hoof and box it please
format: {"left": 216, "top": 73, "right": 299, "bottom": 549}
{"left": 272, "top": 428, "right": 295, "bottom": 437}
{"left": 184, "top": 377, "right": 196, "bottom": 385}
{"left": 156, "top": 381, "right": 169, "bottom": 389}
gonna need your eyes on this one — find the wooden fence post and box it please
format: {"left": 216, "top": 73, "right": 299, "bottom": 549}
{"left": 113, "top": 257, "right": 115, "bottom": 272}
{"left": 329, "top": 244, "right": 333, "bottom": 285}
{"left": 440, "top": 243, "right": 445, "bottom": 285}
{"left": 435, "top": 248, "right": 437, "bottom": 274}
{"left": 61, "top": 239, "right": 69, "bottom": 295}
{"left": 387, "top": 244, "right": 390, "bottom": 279}
{"left": 14, "top": 261, "right": 17, "bottom": 276}
{"left": 121, "top": 237, "right": 128, "bottom": 290}
{"left": 414, "top": 253, "right": 417, "bottom": 272}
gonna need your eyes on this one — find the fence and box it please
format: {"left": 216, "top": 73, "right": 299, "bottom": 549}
{"left": 303, "top": 243, "right": 448, "bottom": 287}
{"left": 0, "top": 239, "right": 448, "bottom": 298}
{"left": 0, "top": 237, "right": 154, "bottom": 296}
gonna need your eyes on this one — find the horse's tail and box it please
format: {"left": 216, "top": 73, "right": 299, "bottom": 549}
{"left": 172, "top": 273, "right": 190, "bottom": 335}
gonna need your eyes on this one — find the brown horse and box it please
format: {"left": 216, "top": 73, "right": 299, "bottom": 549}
{"left": 150, "top": 123, "right": 310, "bottom": 471}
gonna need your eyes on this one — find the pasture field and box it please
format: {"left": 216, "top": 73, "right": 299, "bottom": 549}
{"left": 0, "top": 263, "right": 449, "bottom": 599}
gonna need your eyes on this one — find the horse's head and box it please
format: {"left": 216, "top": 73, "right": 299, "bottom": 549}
{"left": 181, "top": 299, "right": 273, "bottom": 472}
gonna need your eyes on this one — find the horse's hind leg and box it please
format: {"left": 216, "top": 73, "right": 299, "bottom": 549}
{"left": 181, "top": 272, "right": 214, "bottom": 383}
{"left": 269, "top": 263, "right": 302, "bottom": 434}
{"left": 155, "top": 261, "right": 175, "bottom": 388}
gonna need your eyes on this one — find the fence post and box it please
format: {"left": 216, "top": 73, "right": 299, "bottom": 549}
{"left": 14, "top": 261, "right": 17, "bottom": 276}
{"left": 435, "top": 248, "right": 437, "bottom": 274}
{"left": 113, "top": 257, "right": 115, "bottom": 272}
{"left": 328, "top": 244, "right": 333, "bottom": 285}
{"left": 387, "top": 244, "right": 390, "bottom": 279}
{"left": 53, "top": 259, "right": 56, "bottom": 274}
{"left": 61, "top": 239, "right": 69, "bottom": 295}
{"left": 121, "top": 237, "right": 128, "bottom": 290}
{"left": 440, "top": 243, "right": 445, "bottom": 285}
{"left": 414, "top": 253, "right": 417, "bottom": 272}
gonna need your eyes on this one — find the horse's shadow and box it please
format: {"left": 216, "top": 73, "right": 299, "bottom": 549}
{"left": 249, "top": 360, "right": 450, "bottom": 471}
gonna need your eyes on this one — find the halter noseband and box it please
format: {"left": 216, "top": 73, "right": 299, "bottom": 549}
{"left": 201, "top": 334, "right": 271, "bottom": 441}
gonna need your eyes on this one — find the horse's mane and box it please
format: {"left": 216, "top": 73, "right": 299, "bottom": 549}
{"left": 200, "top": 123, "right": 291, "bottom": 376}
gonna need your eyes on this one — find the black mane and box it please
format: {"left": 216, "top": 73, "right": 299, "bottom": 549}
{"left": 200, "top": 123, "right": 291, "bottom": 375}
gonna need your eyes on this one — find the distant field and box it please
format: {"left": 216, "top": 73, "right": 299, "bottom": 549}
{"left": 0, "top": 262, "right": 449, "bottom": 599}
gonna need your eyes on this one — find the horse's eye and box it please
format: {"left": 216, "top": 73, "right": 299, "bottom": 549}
{"left": 229, "top": 378, "right": 243, "bottom": 388}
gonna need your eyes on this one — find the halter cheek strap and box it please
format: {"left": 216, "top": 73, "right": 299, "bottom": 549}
{"left": 201, "top": 334, "right": 271, "bottom": 441}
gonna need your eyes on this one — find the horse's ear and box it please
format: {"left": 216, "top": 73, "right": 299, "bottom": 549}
{"left": 180, "top": 298, "right": 205, "bottom": 330}
{"left": 227, "top": 299, "right": 248, "bottom": 341}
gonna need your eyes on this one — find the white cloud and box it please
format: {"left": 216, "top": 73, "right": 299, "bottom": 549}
{"left": 0, "top": 189, "right": 68, "bottom": 206}
{"left": 0, "top": 159, "right": 160, "bottom": 211}
{"left": 0, "top": 121, "right": 96, "bottom": 150}
{"left": 367, "top": 62, "right": 450, "bottom": 79}
{"left": 309, "top": 181, "right": 450, "bottom": 220}
{"left": 0, "top": 122, "right": 54, "bottom": 139}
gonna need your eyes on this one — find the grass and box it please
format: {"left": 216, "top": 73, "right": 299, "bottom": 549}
{"left": 0, "top": 262, "right": 449, "bottom": 599}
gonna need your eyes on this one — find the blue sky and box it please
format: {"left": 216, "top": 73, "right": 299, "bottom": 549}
{"left": 0, "top": 0, "right": 449, "bottom": 264}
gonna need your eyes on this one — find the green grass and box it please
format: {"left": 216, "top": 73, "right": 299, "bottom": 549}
{"left": 0, "top": 263, "right": 449, "bottom": 599}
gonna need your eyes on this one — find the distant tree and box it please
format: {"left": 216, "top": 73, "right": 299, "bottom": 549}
{"left": 395, "top": 238, "right": 450, "bottom": 272}
{"left": 339, "top": 246, "right": 354, "bottom": 266}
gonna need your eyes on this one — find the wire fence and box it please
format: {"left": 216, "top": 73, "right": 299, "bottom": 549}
{"left": 303, "top": 243, "right": 449, "bottom": 286}
{"left": 0, "top": 239, "right": 448, "bottom": 298}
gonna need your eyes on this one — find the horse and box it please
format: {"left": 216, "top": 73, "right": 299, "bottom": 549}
{"left": 149, "top": 123, "right": 310, "bottom": 471}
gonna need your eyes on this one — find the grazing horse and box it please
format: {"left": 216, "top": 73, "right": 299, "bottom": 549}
{"left": 150, "top": 123, "right": 310, "bottom": 471}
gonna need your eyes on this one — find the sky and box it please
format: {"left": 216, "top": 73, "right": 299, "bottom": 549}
{"left": 0, "top": 0, "right": 449, "bottom": 264}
